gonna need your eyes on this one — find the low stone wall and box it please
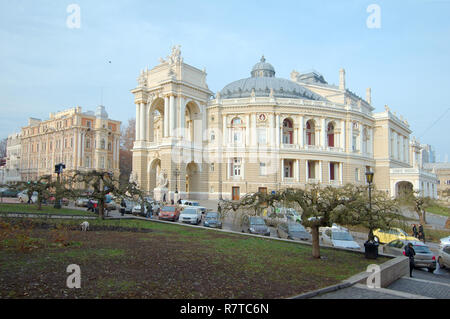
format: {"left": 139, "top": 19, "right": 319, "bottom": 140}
{"left": 344, "top": 255, "right": 408, "bottom": 288}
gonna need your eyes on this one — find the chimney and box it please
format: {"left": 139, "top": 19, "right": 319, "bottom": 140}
{"left": 366, "top": 87, "right": 372, "bottom": 104}
{"left": 339, "top": 68, "right": 345, "bottom": 90}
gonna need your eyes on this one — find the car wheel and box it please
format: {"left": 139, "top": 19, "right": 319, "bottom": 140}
{"left": 438, "top": 257, "right": 445, "bottom": 269}
{"left": 427, "top": 267, "right": 435, "bottom": 273}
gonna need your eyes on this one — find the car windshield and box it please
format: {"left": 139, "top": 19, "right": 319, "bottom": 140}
{"left": 332, "top": 231, "right": 354, "bottom": 241}
{"left": 413, "top": 245, "right": 432, "bottom": 253}
{"left": 249, "top": 217, "right": 266, "bottom": 225}
{"left": 192, "top": 202, "right": 199, "bottom": 206}
{"left": 398, "top": 229, "right": 408, "bottom": 236}
{"left": 183, "top": 209, "right": 197, "bottom": 215}
{"left": 288, "top": 224, "right": 306, "bottom": 232}
{"left": 206, "top": 213, "right": 218, "bottom": 219}
{"left": 162, "top": 206, "right": 176, "bottom": 212}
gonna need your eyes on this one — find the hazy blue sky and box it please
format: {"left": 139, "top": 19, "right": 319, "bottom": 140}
{"left": 1, "top": 0, "right": 449, "bottom": 160}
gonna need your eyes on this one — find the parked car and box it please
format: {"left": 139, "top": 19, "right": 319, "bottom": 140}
{"left": 373, "top": 228, "right": 417, "bottom": 244}
{"left": 383, "top": 239, "right": 436, "bottom": 272}
{"left": 159, "top": 205, "right": 181, "bottom": 221}
{"left": 180, "top": 200, "right": 200, "bottom": 208}
{"left": 438, "top": 245, "right": 450, "bottom": 269}
{"left": 203, "top": 212, "right": 222, "bottom": 229}
{"left": 48, "top": 196, "right": 69, "bottom": 206}
{"left": 179, "top": 207, "right": 202, "bottom": 225}
{"left": 132, "top": 200, "right": 160, "bottom": 216}
{"left": 439, "top": 236, "right": 450, "bottom": 249}
{"left": 277, "top": 222, "right": 311, "bottom": 241}
{"left": 75, "top": 197, "right": 90, "bottom": 207}
{"left": 123, "top": 199, "right": 137, "bottom": 214}
{"left": 242, "top": 216, "right": 270, "bottom": 236}
{"left": 17, "top": 191, "right": 38, "bottom": 203}
{"left": 321, "top": 227, "right": 360, "bottom": 250}
{"left": 0, "top": 187, "right": 19, "bottom": 197}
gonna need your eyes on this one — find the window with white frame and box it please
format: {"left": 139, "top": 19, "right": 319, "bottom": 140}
{"left": 257, "top": 127, "right": 267, "bottom": 145}
{"left": 355, "top": 168, "right": 360, "bottom": 181}
{"left": 259, "top": 162, "right": 267, "bottom": 176}
{"left": 232, "top": 158, "right": 242, "bottom": 176}
{"left": 210, "top": 163, "right": 215, "bottom": 172}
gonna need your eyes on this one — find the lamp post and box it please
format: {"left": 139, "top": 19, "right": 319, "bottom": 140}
{"left": 174, "top": 168, "right": 179, "bottom": 202}
{"left": 364, "top": 170, "right": 377, "bottom": 259}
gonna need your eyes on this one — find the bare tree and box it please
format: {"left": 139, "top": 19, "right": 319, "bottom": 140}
{"left": 119, "top": 119, "right": 135, "bottom": 186}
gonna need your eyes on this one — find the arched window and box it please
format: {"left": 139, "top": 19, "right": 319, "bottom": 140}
{"left": 306, "top": 120, "right": 315, "bottom": 146}
{"left": 282, "top": 118, "right": 293, "bottom": 144}
{"left": 327, "top": 122, "right": 335, "bottom": 147}
{"left": 231, "top": 117, "right": 244, "bottom": 144}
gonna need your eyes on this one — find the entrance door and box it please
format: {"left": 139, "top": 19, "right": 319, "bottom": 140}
{"left": 258, "top": 187, "right": 267, "bottom": 194}
{"left": 232, "top": 187, "right": 240, "bottom": 201}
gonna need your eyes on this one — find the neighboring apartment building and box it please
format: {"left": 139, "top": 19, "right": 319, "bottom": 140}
{"left": 20, "top": 106, "right": 121, "bottom": 182}
{"left": 3, "top": 133, "right": 22, "bottom": 183}
{"left": 131, "top": 47, "right": 438, "bottom": 200}
{"left": 423, "top": 162, "right": 450, "bottom": 199}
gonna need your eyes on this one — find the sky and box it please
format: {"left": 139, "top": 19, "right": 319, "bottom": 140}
{"left": 1, "top": 0, "right": 449, "bottom": 160}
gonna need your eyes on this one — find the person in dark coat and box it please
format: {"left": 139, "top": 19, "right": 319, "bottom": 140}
{"left": 404, "top": 242, "right": 416, "bottom": 277}
{"left": 87, "top": 199, "right": 93, "bottom": 212}
{"left": 120, "top": 199, "right": 126, "bottom": 216}
{"left": 412, "top": 224, "right": 418, "bottom": 238}
{"left": 163, "top": 193, "right": 166, "bottom": 203}
{"left": 147, "top": 203, "right": 153, "bottom": 218}
{"left": 418, "top": 224, "right": 425, "bottom": 242}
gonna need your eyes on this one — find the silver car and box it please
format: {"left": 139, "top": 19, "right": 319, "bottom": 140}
{"left": 383, "top": 239, "right": 436, "bottom": 272}
{"left": 438, "top": 245, "right": 450, "bottom": 269}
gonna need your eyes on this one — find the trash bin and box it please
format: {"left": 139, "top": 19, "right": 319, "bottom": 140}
{"left": 364, "top": 241, "right": 379, "bottom": 259}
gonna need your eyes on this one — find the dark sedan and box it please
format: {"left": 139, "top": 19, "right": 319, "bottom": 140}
{"left": 277, "top": 222, "right": 311, "bottom": 241}
{"left": 242, "top": 216, "right": 270, "bottom": 236}
{"left": 203, "top": 212, "right": 222, "bottom": 229}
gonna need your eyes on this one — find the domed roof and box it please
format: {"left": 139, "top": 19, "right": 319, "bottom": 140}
{"left": 251, "top": 55, "right": 275, "bottom": 78}
{"left": 220, "top": 57, "right": 325, "bottom": 101}
{"left": 95, "top": 105, "right": 108, "bottom": 119}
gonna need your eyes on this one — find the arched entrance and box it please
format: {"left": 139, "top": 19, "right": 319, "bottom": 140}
{"left": 149, "top": 98, "right": 165, "bottom": 143}
{"left": 149, "top": 158, "right": 161, "bottom": 195}
{"left": 185, "top": 162, "right": 200, "bottom": 198}
{"left": 396, "top": 181, "right": 413, "bottom": 198}
{"left": 185, "top": 101, "right": 201, "bottom": 142}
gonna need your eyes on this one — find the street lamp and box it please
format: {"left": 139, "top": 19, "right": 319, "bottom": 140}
{"left": 54, "top": 163, "right": 66, "bottom": 209}
{"left": 365, "top": 170, "right": 374, "bottom": 212}
{"left": 364, "top": 170, "right": 378, "bottom": 259}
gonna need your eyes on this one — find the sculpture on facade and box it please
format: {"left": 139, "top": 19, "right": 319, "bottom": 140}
{"left": 157, "top": 170, "right": 169, "bottom": 188}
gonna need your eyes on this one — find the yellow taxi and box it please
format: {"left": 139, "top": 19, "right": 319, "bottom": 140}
{"left": 373, "top": 228, "right": 418, "bottom": 244}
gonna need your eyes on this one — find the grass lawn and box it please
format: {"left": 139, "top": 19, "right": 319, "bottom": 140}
{"left": 0, "top": 217, "right": 390, "bottom": 299}
{"left": 0, "top": 203, "right": 97, "bottom": 217}
{"left": 426, "top": 203, "right": 450, "bottom": 218}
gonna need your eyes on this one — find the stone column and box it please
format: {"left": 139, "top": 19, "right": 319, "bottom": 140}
{"left": 164, "top": 96, "right": 169, "bottom": 137}
{"left": 170, "top": 95, "right": 176, "bottom": 135}
{"left": 275, "top": 114, "right": 280, "bottom": 147}
{"left": 341, "top": 120, "right": 346, "bottom": 151}
{"left": 299, "top": 116, "right": 304, "bottom": 148}
{"left": 179, "top": 96, "right": 185, "bottom": 139}
{"left": 135, "top": 103, "right": 141, "bottom": 141}
{"left": 140, "top": 102, "right": 146, "bottom": 141}
{"left": 245, "top": 115, "right": 250, "bottom": 146}
{"left": 296, "top": 159, "right": 300, "bottom": 181}
{"left": 321, "top": 118, "right": 326, "bottom": 148}
{"left": 251, "top": 113, "right": 257, "bottom": 145}
{"left": 223, "top": 115, "right": 227, "bottom": 144}
{"left": 281, "top": 158, "right": 284, "bottom": 182}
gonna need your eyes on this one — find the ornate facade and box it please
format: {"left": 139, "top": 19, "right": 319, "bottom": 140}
{"left": 19, "top": 106, "right": 121, "bottom": 182}
{"left": 132, "top": 47, "right": 438, "bottom": 200}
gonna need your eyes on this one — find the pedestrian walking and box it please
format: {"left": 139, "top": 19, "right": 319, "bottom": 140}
{"left": 177, "top": 197, "right": 182, "bottom": 204}
{"left": 418, "top": 224, "right": 425, "bottom": 242}
{"left": 404, "top": 242, "right": 416, "bottom": 277}
{"left": 87, "top": 199, "right": 93, "bottom": 212}
{"left": 163, "top": 193, "right": 166, "bottom": 203}
{"left": 412, "top": 224, "right": 418, "bottom": 238}
{"left": 147, "top": 203, "right": 153, "bottom": 219}
{"left": 120, "top": 199, "right": 126, "bottom": 216}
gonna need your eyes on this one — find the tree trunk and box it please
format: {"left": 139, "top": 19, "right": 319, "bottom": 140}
{"left": 99, "top": 199, "right": 105, "bottom": 220}
{"left": 311, "top": 226, "right": 321, "bottom": 259}
{"left": 421, "top": 209, "right": 427, "bottom": 224}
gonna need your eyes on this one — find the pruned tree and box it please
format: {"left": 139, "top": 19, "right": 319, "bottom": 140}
{"left": 8, "top": 175, "right": 56, "bottom": 210}
{"left": 333, "top": 185, "right": 404, "bottom": 242}
{"left": 70, "top": 170, "right": 143, "bottom": 219}
{"left": 399, "top": 190, "right": 431, "bottom": 225}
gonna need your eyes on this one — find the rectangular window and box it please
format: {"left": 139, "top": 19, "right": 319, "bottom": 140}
{"left": 259, "top": 162, "right": 266, "bottom": 176}
{"left": 210, "top": 163, "right": 215, "bottom": 172}
{"left": 355, "top": 168, "right": 360, "bottom": 181}
{"left": 330, "top": 163, "right": 335, "bottom": 181}
{"left": 232, "top": 158, "right": 241, "bottom": 176}
{"left": 257, "top": 128, "right": 267, "bottom": 145}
